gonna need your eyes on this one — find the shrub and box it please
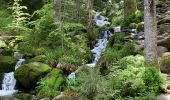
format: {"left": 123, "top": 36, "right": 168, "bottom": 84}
{"left": 119, "top": 41, "right": 136, "bottom": 58}
{"left": 122, "top": 10, "right": 144, "bottom": 26}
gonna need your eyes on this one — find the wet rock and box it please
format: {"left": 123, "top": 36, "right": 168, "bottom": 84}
{"left": 0, "top": 56, "right": 17, "bottom": 73}
{"left": 14, "top": 62, "right": 51, "bottom": 89}
{"left": 0, "top": 40, "right": 7, "bottom": 49}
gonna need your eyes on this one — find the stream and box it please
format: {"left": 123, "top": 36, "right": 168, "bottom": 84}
{"left": 0, "top": 52, "right": 25, "bottom": 96}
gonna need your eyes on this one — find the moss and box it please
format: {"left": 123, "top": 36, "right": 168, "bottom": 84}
{"left": 0, "top": 40, "right": 7, "bottom": 49}
{"left": 14, "top": 93, "right": 32, "bottom": 100}
{"left": 27, "top": 55, "right": 46, "bottom": 63}
{"left": 36, "top": 69, "right": 65, "bottom": 99}
{"left": 0, "top": 56, "right": 17, "bottom": 73}
{"left": 14, "top": 62, "right": 51, "bottom": 89}
{"left": 160, "top": 53, "right": 170, "bottom": 73}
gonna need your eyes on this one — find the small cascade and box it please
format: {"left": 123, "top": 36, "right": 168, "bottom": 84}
{"left": 0, "top": 52, "right": 25, "bottom": 96}
{"left": 68, "top": 12, "right": 121, "bottom": 79}
{"left": 94, "top": 12, "right": 110, "bottom": 27}
{"left": 68, "top": 27, "right": 121, "bottom": 79}
{"left": 86, "top": 30, "right": 112, "bottom": 67}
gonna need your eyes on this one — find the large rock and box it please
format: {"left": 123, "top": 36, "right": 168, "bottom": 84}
{"left": 160, "top": 52, "right": 170, "bottom": 73}
{"left": 27, "top": 55, "right": 46, "bottom": 63}
{"left": 14, "top": 62, "right": 51, "bottom": 89}
{"left": 0, "top": 56, "right": 17, "bottom": 73}
{"left": 158, "top": 15, "right": 170, "bottom": 24}
{"left": 0, "top": 40, "right": 7, "bottom": 49}
{"left": 158, "top": 33, "right": 170, "bottom": 50}
{"left": 36, "top": 69, "right": 65, "bottom": 99}
{"left": 160, "top": 23, "right": 170, "bottom": 33}
{"left": 157, "top": 46, "right": 168, "bottom": 57}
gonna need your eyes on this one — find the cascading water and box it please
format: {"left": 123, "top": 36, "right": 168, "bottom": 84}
{"left": 0, "top": 52, "right": 25, "bottom": 96}
{"left": 68, "top": 12, "right": 121, "bottom": 79}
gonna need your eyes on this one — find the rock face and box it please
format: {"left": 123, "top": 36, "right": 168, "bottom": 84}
{"left": 14, "top": 62, "right": 51, "bottom": 89}
{"left": 160, "top": 52, "right": 170, "bottom": 73}
{"left": 0, "top": 56, "right": 17, "bottom": 73}
{"left": 157, "top": 0, "right": 170, "bottom": 50}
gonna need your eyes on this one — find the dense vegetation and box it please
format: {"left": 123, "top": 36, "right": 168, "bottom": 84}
{"left": 0, "top": 0, "right": 169, "bottom": 99}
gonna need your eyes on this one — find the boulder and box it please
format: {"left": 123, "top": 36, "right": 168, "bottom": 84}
{"left": 14, "top": 93, "right": 32, "bottom": 100}
{"left": 0, "top": 56, "right": 17, "bottom": 73}
{"left": 14, "top": 62, "right": 51, "bottom": 89}
{"left": 157, "top": 46, "right": 168, "bottom": 57}
{"left": 158, "top": 33, "right": 170, "bottom": 50}
{"left": 160, "top": 52, "right": 170, "bottom": 73}
{"left": 27, "top": 55, "right": 46, "bottom": 63}
{"left": 1, "top": 48, "right": 13, "bottom": 56}
{"left": 160, "top": 23, "right": 170, "bottom": 33}
{"left": 158, "top": 15, "right": 170, "bottom": 24}
{"left": 0, "top": 40, "right": 7, "bottom": 49}
{"left": 36, "top": 69, "right": 65, "bottom": 99}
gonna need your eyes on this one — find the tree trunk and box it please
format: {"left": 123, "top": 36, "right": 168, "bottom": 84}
{"left": 144, "top": 0, "right": 158, "bottom": 65}
{"left": 54, "top": 0, "right": 61, "bottom": 21}
{"left": 87, "top": 0, "right": 93, "bottom": 32}
{"left": 124, "top": 0, "right": 137, "bottom": 17}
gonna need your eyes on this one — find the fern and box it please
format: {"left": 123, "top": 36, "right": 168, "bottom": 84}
{"left": 10, "top": 0, "right": 30, "bottom": 27}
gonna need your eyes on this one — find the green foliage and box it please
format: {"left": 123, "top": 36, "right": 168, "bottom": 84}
{"left": 5, "top": 0, "right": 30, "bottom": 34}
{"left": 111, "top": 16, "right": 121, "bottom": 26}
{"left": 119, "top": 55, "right": 145, "bottom": 69}
{"left": 119, "top": 42, "right": 136, "bottom": 58}
{"left": 36, "top": 69, "right": 65, "bottom": 99}
{"left": 122, "top": 10, "right": 144, "bottom": 26}
{"left": 0, "top": 9, "right": 12, "bottom": 29}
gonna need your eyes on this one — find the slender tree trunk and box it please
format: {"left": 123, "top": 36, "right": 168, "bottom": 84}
{"left": 54, "top": 0, "right": 61, "bottom": 21}
{"left": 87, "top": 0, "right": 93, "bottom": 32}
{"left": 144, "top": 0, "right": 158, "bottom": 65}
{"left": 124, "top": 0, "right": 137, "bottom": 17}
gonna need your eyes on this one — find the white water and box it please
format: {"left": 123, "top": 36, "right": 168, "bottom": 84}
{"left": 0, "top": 53, "right": 25, "bottom": 96}
{"left": 68, "top": 12, "right": 121, "bottom": 79}
{"left": 94, "top": 12, "right": 110, "bottom": 27}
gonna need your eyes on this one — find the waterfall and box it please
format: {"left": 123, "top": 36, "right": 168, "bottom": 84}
{"left": 68, "top": 12, "right": 121, "bottom": 79}
{"left": 0, "top": 52, "right": 25, "bottom": 96}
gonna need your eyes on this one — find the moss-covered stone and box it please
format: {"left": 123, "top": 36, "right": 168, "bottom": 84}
{"left": 28, "top": 55, "right": 46, "bottom": 63}
{"left": 14, "top": 62, "right": 51, "bottom": 89}
{"left": 0, "top": 56, "right": 17, "bottom": 73}
{"left": 0, "top": 40, "right": 7, "bottom": 49}
{"left": 36, "top": 69, "right": 65, "bottom": 99}
{"left": 1, "top": 48, "right": 13, "bottom": 56}
{"left": 14, "top": 93, "right": 32, "bottom": 100}
{"left": 160, "top": 52, "right": 170, "bottom": 73}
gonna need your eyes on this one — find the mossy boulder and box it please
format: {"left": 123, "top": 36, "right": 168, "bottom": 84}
{"left": 14, "top": 62, "right": 51, "bottom": 89}
{"left": 160, "top": 52, "right": 170, "bottom": 73}
{"left": 36, "top": 69, "right": 65, "bottom": 99}
{"left": 0, "top": 56, "right": 17, "bottom": 73}
{"left": 28, "top": 55, "right": 46, "bottom": 63}
{"left": 0, "top": 48, "right": 13, "bottom": 56}
{"left": 129, "top": 23, "right": 137, "bottom": 29}
{"left": 14, "top": 93, "right": 32, "bottom": 100}
{"left": 0, "top": 40, "right": 7, "bottom": 49}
